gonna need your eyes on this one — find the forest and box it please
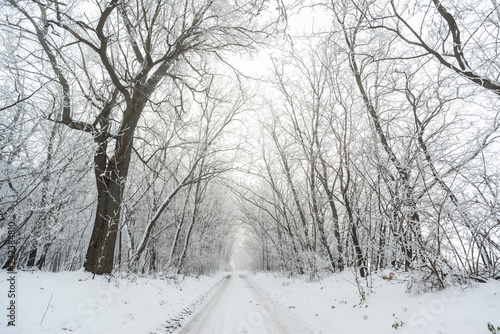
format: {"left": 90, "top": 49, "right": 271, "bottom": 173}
{"left": 1, "top": 0, "right": 500, "bottom": 293}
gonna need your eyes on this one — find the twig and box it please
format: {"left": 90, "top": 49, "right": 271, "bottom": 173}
{"left": 40, "top": 292, "right": 54, "bottom": 325}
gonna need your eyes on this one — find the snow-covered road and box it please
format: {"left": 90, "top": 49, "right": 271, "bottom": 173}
{"left": 179, "top": 274, "right": 307, "bottom": 334}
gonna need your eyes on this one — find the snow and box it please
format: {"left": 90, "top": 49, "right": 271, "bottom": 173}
{"left": 179, "top": 274, "right": 313, "bottom": 333}
{"left": 0, "top": 270, "right": 226, "bottom": 334}
{"left": 1, "top": 269, "right": 499, "bottom": 334}
{"left": 250, "top": 271, "right": 500, "bottom": 334}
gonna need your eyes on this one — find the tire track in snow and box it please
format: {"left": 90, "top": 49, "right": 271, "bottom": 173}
{"left": 176, "top": 275, "right": 232, "bottom": 334}
{"left": 155, "top": 273, "right": 319, "bottom": 334}
{"left": 152, "top": 275, "right": 230, "bottom": 334}
{"left": 175, "top": 273, "right": 290, "bottom": 333}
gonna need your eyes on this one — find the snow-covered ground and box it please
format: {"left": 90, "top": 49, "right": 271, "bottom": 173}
{"left": 250, "top": 271, "right": 500, "bottom": 334}
{"left": 0, "top": 270, "right": 226, "bottom": 334}
{"left": 1, "top": 269, "right": 499, "bottom": 333}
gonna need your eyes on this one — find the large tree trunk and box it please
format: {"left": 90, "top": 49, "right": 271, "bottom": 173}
{"left": 84, "top": 108, "right": 140, "bottom": 274}
{"left": 83, "top": 182, "right": 122, "bottom": 274}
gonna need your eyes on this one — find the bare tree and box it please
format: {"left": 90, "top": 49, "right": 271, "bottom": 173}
{"left": 382, "top": 0, "right": 500, "bottom": 96}
{"left": 4, "top": 0, "right": 277, "bottom": 274}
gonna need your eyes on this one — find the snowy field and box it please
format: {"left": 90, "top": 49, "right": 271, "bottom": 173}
{"left": 1, "top": 270, "right": 499, "bottom": 334}
{"left": 0, "top": 270, "right": 225, "bottom": 334}
{"left": 250, "top": 272, "right": 500, "bottom": 334}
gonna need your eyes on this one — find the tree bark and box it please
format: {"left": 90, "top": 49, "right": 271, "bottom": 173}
{"left": 84, "top": 103, "right": 140, "bottom": 274}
